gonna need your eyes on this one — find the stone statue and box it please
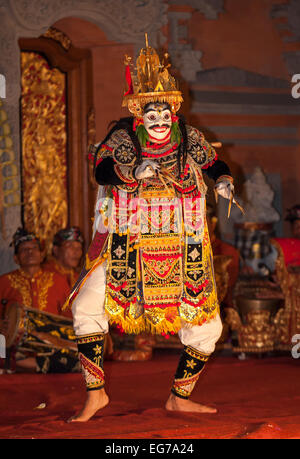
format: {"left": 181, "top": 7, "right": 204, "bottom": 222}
{"left": 233, "top": 167, "right": 280, "bottom": 224}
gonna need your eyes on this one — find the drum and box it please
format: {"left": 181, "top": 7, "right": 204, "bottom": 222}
{"left": 1, "top": 302, "right": 77, "bottom": 354}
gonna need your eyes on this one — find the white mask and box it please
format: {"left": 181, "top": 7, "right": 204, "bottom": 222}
{"left": 143, "top": 103, "right": 172, "bottom": 142}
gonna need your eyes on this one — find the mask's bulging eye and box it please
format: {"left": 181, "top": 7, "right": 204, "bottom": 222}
{"left": 148, "top": 114, "right": 157, "bottom": 121}
{"left": 163, "top": 112, "right": 171, "bottom": 121}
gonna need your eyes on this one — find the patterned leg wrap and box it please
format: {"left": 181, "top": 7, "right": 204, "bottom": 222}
{"left": 76, "top": 333, "right": 105, "bottom": 391}
{"left": 171, "top": 346, "right": 210, "bottom": 399}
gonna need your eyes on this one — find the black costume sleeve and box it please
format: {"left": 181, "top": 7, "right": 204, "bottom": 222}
{"left": 202, "top": 159, "right": 232, "bottom": 182}
{"left": 95, "top": 158, "right": 125, "bottom": 186}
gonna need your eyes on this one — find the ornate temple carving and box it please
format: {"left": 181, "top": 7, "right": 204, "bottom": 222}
{"left": 21, "top": 51, "right": 68, "bottom": 253}
{"left": 270, "top": 0, "right": 300, "bottom": 76}
{"left": 7, "top": 0, "right": 167, "bottom": 45}
{"left": 169, "top": 0, "right": 224, "bottom": 19}
{"left": 42, "top": 27, "right": 71, "bottom": 51}
{"left": 271, "top": 0, "right": 300, "bottom": 42}
{"left": 0, "top": 99, "right": 20, "bottom": 242}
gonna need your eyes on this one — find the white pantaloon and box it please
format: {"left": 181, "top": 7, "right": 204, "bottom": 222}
{"left": 72, "top": 261, "right": 223, "bottom": 355}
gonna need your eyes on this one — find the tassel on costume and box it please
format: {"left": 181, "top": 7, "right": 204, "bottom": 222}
{"left": 171, "top": 346, "right": 210, "bottom": 399}
{"left": 136, "top": 123, "right": 149, "bottom": 147}
{"left": 170, "top": 119, "right": 181, "bottom": 145}
{"left": 76, "top": 333, "right": 105, "bottom": 391}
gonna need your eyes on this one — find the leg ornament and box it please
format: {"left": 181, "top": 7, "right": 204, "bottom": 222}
{"left": 171, "top": 346, "right": 210, "bottom": 399}
{"left": 76, "top": 333, "right": 105, "bottom": 391}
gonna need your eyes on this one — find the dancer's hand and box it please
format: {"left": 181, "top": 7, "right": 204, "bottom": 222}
{"left": 214, "top": 178, "right": 234, "bottom": 200}
{"left": 134, "top": 160, "right": 160, "bottom": 180}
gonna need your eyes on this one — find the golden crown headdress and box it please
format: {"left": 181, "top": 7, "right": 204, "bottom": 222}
{"left": 122, "top": 34, "right": 183, "bottom": 117}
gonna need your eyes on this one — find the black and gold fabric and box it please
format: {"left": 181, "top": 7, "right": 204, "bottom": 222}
{"left": 171, "top": 346, "right": 210, "bottom": 399}
{"left": 76, "top": 333, "right": 106, "bottom": 391}
{"left": 36, "top": 349, "right": 79, "bottom": 374}
{"left": 7, "top": 305, "right": 79, "bottom": 374}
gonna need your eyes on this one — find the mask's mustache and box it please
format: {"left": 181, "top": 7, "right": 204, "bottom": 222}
{"left": 149, "top": 124, "right": 171, "bottom": 130}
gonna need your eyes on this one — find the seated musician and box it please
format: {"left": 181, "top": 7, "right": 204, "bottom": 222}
{"left": 0, "top": 228, "right": 78, "bottom": 373}
{"left": 0, "top": 228, "right": 70, "bottom": 318}
{"left": 43, "top": 226, "right": 84, "bottom": 289}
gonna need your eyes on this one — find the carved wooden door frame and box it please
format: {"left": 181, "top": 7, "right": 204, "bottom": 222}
{"left": 19, "top": 34, "right": 95, "bottom": 251}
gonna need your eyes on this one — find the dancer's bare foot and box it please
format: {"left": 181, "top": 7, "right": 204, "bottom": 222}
{"left": 67, "top": 388, "right": 109, "bottom": 422}
{"left": 165, "top": 393, "right": 217, "bottom": 414}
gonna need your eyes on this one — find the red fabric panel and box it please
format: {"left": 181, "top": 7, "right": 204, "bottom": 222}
{"left": 273, "top": 238, "right": 300, "bottom": 267}
{"left": 87, "top": 230, "right": 109, "bottom": 262}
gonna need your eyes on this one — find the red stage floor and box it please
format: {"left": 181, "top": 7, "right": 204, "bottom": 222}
{"left": 0, "top": 353, "right": 299, "bottom": 439}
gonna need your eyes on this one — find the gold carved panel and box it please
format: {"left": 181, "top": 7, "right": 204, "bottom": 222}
{"left": 0, "top": 99, "right": 21, "bottom": 239}
{"left": 21, "top": 51, "right": 68, "bottom": 253}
